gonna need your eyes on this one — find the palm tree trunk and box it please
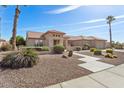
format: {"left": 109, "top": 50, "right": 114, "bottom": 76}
{"left": 109, "top": 23, "right": 112, "bottom": 48}
{"left": 12, "top": 5, "right": 20, "bottom": 51}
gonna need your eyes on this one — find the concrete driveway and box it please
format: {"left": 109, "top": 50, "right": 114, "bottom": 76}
{"left": 47, "top": 63, "right": 124, "bottom": 88}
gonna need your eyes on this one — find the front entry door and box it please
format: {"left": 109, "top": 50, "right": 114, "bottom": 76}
{"left": 53, "top": 40, "right": 60, "bottom": 45}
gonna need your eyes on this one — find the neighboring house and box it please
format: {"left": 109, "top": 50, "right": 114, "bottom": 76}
{"left": 0, "top": 39, "right": 8, "bottom": 47}
{"left": 67, "top": 36, "right": 107, "bottom": 49}
{"left": 26, "top": 30, "right": 107, "bottom": 49}
{"left": 26, "top": 32, "right": 44, "bottom": 46}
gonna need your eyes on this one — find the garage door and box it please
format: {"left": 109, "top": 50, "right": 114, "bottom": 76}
{"left": 96, "top": 41, "right": 105, "bottom": 49}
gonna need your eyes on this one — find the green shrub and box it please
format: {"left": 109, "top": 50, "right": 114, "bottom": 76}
{"left": 105, "top": 53, "right": 113, "bottom": 58}
{"left": 53, "top": 45, "right": 65, "bottom": 54}
{"left": 1, "top": 44, "right": 12, "bottom": 51}
{"left": 106, "top": 49, "right": 113, "bottom": 54}
{"left": 104, "top": 53, "right": 117, "bottom": 58}
{"left": 94, "top": 49, "right": 102, "bottom": 55}
{"left": 75, "top": 47, "right": 81, "bottom": 51}
{"left": 68, "top": 50, "right": 73, "bottom": 57}
{"left": 34, "top": 47, "right": 42, "bottom": 51}
{"left": 82, "top": 44, "right": 90, "bottom": 50}
{"left": 0, "top": 49, "right": 39, "bottom": 69}
{"left": 90, "top": 48, "right": 96, "bottom": 52}
{"left": 23, "top": 46, "right": 49, "bottom": 51}
{"left": 41, "top": 46, "right": 49, "bottom": 51}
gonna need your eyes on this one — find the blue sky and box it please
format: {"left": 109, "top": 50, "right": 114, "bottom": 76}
{"left": 0, "top": 5, "right": 124, "bottom": 42}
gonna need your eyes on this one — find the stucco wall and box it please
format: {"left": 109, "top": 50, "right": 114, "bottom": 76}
{"left": 44, "top": 33, "right": 64, "bottom": 47}
{"left": 26, "top": 38, "right": 43, "bottom": 46}
{"left": 68, "top": 40, "right": 95, "bottom": 47}
{"left": 67, "top": 39, "right": 106, "bottom": 49}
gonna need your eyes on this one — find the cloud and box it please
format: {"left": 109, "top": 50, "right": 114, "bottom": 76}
{"left": 112, "top": 20, "right": 124, "bottom": 25}
{"left": 43, "top": 14, "right": 124, "bottom": 28}
{"left": 115, "top": 15, "right": 124, "bottom": 19}
{"left": 46, "top": 5, "right": 81, "bottom": 14}
{"left": 72, "top": 24, "right": 107, "bottom": 32}
{"left": 69, "top": 20, "right": 124, "bottom": 32}
{"left": 94, "top": 30, "right": 124, "bottom": 35}
{"left": 83, "top": 18, "right": 105, "bottom": 23}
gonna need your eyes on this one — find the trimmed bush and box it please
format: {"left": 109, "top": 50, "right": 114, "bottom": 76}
{"left": 22, "top": 46, "right": 49, "bottom": 51}
{"left": 104, "top": 53, "right": 117, "bottom": 58}
{"left": 34, "top": 47, "right": 42, "bottom": 51}
{"left": 94, "top": 49, "right": 102, "bottom": 55}
{"left": 90, "top": 48, "right": 96, "bottom": 52}
{"left": 53, "top": 45, "right": 65, "bottom": 54}
{"left": 68, "top": 50, "right": 73, "bottom": 57}
{"left": 41, "top": 46, "right": 49, "bottom": 51}
{"left": 106, "top": 49, "right": 113, "bottom": 54}
{"left": 82, "top": 44, "right": 90, "bottom": 50}
{"left": 105, "top": 53, "right": 113, "bottom": 58}
{"left": 0, "top": 49, "right": 39, "bottom": 69}
{"left": 75, "top": 47, "right": 81, "bottom": 51}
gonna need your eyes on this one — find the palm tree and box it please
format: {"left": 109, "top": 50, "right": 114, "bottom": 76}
{"left": 2, "top": 5, "right": 26, "bottom": 50}
{"left": 12, "top": 5, "right": 20, "bottom": 50}
{"left": 106, "top": 16, "right": 115, "bottom": 48}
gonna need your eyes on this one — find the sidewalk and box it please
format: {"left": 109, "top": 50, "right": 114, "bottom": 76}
{"left": 47, "top": 63, "right": 124, "bottom": 88}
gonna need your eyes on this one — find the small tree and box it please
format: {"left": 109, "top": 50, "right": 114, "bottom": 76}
{"left": 10, "top": 36, "right": 25, "bottom": 46}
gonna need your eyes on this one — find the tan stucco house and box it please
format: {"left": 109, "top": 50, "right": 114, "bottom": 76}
{"left": 0, "top": 39, "right": 8, "bottom": 47}
{"left": 26, "top": 30, "right": 107, "bottom": 49}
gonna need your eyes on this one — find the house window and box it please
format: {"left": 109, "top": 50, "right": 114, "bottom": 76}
{"left": 35, "top": 40, "right": 38, "bottom": 46}
{"left": 35, "top": 40, "right": 43, "bottom": 46}
{"left": 39, "top": 40, "right": 43, "bottom": 46}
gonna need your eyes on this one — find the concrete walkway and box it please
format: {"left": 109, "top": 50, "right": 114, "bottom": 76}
{"left": 47, "top": 63, "right": 124, "bottom": 88}
{"left": 74, "top": 52, "right": 114, "bottom": 72}
{"left": 114, "top": 49, "right": 124, "bottom": 52}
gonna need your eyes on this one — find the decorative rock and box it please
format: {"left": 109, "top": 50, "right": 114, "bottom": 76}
{"left": 62, "top": 55, "right": 68, "bottom": 58}
{"left": 68, "top": 50, "right": 73, "bottom": 57}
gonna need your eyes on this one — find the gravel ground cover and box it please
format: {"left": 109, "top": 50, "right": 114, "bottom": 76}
{"left": 0, "top": 54, "right": 92, "bottom": 88}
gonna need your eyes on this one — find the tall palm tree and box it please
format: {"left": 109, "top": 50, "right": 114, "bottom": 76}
{"left": 2, "top": 5, "right": 25, "bottom": 50}
{"left": 106, "top": 16, "right": 115, "bottom": 48}
{"left": 12, "top": 5, "right": 20, "bottom": 50}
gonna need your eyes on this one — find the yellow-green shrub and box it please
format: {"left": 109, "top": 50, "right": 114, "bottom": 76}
{"left": 106, "top": 49, "right": 113, "bottom": 54}
{"left": 90, "top": 48, "right": 96, "bottom": 52}
{"left": 94, "top": 49, "right": 102, "bottom": 55}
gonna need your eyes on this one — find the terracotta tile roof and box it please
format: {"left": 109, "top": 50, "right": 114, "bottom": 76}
{"left": 27, "top": 31, "right": 44, "bottom": 39}
{"left": 26, "top": 31, "right": 106, "bottom": 41}
{"left": 68, "top": 36, "right": 106, "bottom": 41}
{"left": 86, "top": 36, "right": 107, "bottom": 41}
{"left": 0, "top": 39, "right": 6, "bottom": 41}
{"left": 68, "top": 36, "right": 83, "bottom": 40}
{"left": 43, "top": 30, "right": 65, "bottom": 36}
